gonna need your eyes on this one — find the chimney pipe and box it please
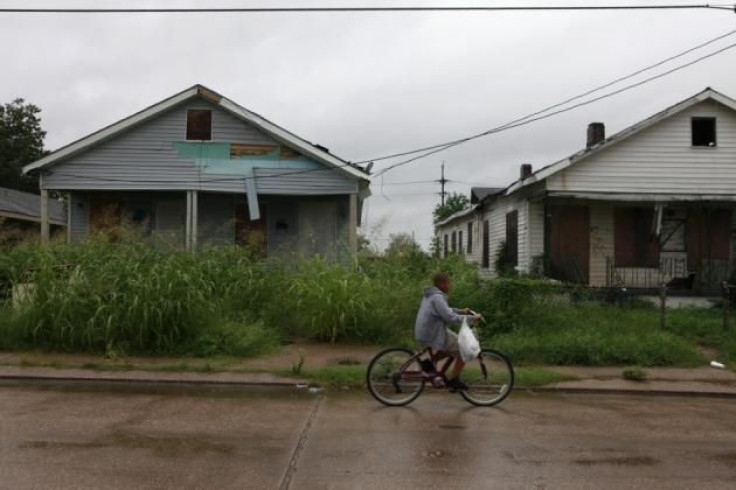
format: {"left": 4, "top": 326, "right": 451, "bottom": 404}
{"left": 520, "top": 163, "right": 533, "bottom": 180}
{"left": 587, "top": 123, "right": 605, "bottom": 148}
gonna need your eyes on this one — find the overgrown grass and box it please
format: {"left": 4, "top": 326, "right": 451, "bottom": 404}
{"left": 487, "top": 302, "right": 703, "bottom": 367}
{"left": 0, "top": 238, "right": 730, "bottom": 367}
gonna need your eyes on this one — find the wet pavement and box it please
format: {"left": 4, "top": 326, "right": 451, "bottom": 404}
{"left": 1, "top": 383, "right": 736, "bottom": 489}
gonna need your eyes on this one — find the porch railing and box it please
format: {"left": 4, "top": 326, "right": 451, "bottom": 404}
{"left": 606, "top": 256, "right": 733, "bottom": 292}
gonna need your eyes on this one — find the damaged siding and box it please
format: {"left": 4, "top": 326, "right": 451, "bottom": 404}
{"left": 41, "top": 100, "right": 356, "bottom": 195}
{"left": 547, "top": 100, "right": 736, "bottom": 195}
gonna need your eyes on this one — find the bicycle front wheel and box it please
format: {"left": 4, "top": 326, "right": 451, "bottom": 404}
{"left": 460, "top": 349, "right": 514, "bottom": 407}
{"left": 366, "top": 347, "right": 425, "bottom": 406}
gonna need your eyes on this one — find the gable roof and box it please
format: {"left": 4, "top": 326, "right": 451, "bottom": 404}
{"left": 471, "top": 186, "right": 505, "bottom": 203}
{"left": 0, "top": 187, "right": 65, "bottom": 225}
{"left": 505, "top": 87, "right": 736, "bottom": 195}
{"left": 23, "top": 84, "right": 370, "bottom": 181}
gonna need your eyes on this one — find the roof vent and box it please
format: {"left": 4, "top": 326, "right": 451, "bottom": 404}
{"left": 520, "top": 163, "right": 533, "bottom": 180}
{"left": 587, "top": 123, "right": 605, "bottom": 148}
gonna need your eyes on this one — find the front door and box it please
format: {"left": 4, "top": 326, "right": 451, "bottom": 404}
{"left": 235, "top": 202, "right": 268, "bottom": 255}
{"left": 548, "top": 205, "right": 590, "bottom": 284}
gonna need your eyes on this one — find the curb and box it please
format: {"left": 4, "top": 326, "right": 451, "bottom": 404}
{"left": 0, "top": 374, "right": 305, "bottom": 390}
{"left": 3, "top": 373, "right": 735, "bottom": 399}
{"left": 519, "top": 386, "right": 736, "bottom": 399}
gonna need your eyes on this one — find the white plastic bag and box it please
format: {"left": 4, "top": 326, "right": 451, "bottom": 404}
{"left": 458, "top": 317, "right": 481, "bottom": 362}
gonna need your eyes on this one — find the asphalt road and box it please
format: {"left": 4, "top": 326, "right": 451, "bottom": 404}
{"left": 1, "top": 382, "right": 735, "bottom": 489}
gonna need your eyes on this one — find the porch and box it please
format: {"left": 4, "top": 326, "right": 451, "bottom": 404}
{"left": 545, "top": 199, "right": 736, "bottom": 294}
{"left": 67, "top": 190, "right": 358, "bottom": 259}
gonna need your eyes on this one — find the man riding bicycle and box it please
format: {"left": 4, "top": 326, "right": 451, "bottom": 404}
{"left": 414, "top": 272, "right": 481, "bottom": 392}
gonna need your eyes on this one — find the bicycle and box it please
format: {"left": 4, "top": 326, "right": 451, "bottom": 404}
{"left": 366, "top": 315, "right": 514, "bottom": 407}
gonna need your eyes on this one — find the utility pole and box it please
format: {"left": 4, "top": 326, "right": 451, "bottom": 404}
{"left": 439, "top": 162, "right": 447, "bottom": 206}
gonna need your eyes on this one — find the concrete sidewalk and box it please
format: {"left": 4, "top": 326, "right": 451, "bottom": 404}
{"left": 1, "top": 343, "right": 735, "bottom": 397}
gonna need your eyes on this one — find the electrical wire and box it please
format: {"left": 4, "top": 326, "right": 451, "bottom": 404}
{"left": 358, "top": 25, "right": 736, "bottom": 165}
{"left": 374, "top": 40, "right": 736, "bottom": 176}
{"left": 1, "top": 4, "right": 733, "bottom": 14}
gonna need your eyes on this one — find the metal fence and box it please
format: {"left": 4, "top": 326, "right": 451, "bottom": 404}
{"left": 606, "top": 256, "right": 733, "bottom": 293}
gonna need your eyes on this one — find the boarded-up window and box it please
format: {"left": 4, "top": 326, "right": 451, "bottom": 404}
{"left": 692, "top": 117, "right": 716, "bottom": 147}
{"left": 505, "top": 211, "right": 519, "bottom": 268}
{"left": 467, "top": 222, "right": 473, "bottom": 255}
{"left": 614, "top": 207, "right": 660, "bottom": 267}
{"left": 482, "top": 221, "right": 490, "bottom": 268}
{"left": 458, "top": 230, "right": 463, "bottom": 255}
{"left": 444, "top": 234, "right": 449, "bottom": 256}
{"left": 186, "top": 110, "right": 212, "bottom": 140}
{"left": 687, "top": 208, "right": 732, "bottom": 266}
{"left": 451, "top": 231, "right": 457, "bottom": 253}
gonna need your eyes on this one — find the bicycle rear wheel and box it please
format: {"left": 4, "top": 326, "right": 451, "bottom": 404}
{"left": 366, "top": 347, "right": 425, "bottom": 406}
{"left": 460, "top": 349, "right": 514, "bottom": 407}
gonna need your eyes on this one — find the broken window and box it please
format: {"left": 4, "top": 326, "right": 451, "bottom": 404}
{"left": 467, "top": 222, "right": 473, "bottom": 255}
{"left": 614, "top": 207, "right": 660, "bottom": 267}
{"left": 505, "top": 210, "right": 519, "bottom": 268}
{"left": 691, "top": 117, "right": 716, "bottom": 147}
{"left": 186, "top": 110, "right": 212, "bottom": 140}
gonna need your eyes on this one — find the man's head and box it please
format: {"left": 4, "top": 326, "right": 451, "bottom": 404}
{"left": 433, "top": 272, "right": 451, "bottom": 294}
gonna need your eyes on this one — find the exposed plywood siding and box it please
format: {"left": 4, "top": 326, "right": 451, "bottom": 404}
{"left": 589, "top": 203, "right": 614, "bottom": 286}
{"left": 41, "top": 100, "right": 356, "bottom": 195}
{"left": 69, "top": 193, "right": 88, "bottom": 243}
{"left": 547, "top": 100, "right": 736, "bottom": 195}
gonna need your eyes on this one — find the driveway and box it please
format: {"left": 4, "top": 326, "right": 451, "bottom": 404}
{"left": 1, "top": 383, "right": 735, "bottom": 489}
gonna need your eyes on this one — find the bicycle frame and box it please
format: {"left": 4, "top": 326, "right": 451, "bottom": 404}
{"left": 397, "top": 347, "right": 487, "bottom": 382}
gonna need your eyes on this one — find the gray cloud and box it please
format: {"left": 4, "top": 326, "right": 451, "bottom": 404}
{"left": 2, "top": 1, "right": 735, "bottom": 248}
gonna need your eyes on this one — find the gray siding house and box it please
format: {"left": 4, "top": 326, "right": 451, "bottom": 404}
{"left": 438, "top": 88, "right": 736, "bottom": 293}
{"left": 23, "top": 85, "right": 371, "bottom": 259}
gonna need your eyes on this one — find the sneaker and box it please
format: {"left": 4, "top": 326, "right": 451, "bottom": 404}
{"left": 420, "top": 359, "right": 436, "bottom": 373}
{"left": 446, "top": 377, "right": 468, "bottom": 392}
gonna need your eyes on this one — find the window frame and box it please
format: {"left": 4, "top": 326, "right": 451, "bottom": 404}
{"left": 691, "top": 117, "right": 717, "bottom": 148}
{"left": 186, "top": 109, "right": 213, "bottom": 141}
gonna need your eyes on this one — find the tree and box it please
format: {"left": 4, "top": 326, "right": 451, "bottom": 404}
{"left": 0, "top": 99, "right": 47, "bottom": 193}
{"left": 385, "top": 232, "right": 422, "bottom": 257}
{"left": 432, "top": 192, "right": 470, "bottom": 224}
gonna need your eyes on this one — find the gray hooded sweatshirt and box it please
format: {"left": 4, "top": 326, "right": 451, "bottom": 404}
{"left": 414, "top": 286, "right": 464, "bottom": 350}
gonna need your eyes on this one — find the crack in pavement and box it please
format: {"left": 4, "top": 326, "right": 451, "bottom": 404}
{"left": 279, "top": 394, "right": 323, "bottom": 490}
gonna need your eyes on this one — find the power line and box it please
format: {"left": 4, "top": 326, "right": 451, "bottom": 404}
{"left": 374, "top": 39, "right": 736, "bottom": 176}
{"left": 1, "top": 4, "right": 733, "bottom": 14}
{"left": 359, "top": 26, "right": 736, "bottom": 165}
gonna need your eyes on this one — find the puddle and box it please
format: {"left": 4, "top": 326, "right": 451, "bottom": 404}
{"left": 574, "top": 455, "right": 659, "bottom": 466}
{"left": 712, "top": 451, "right": 736, "bottom": 467}
{"left": 20, "top": 430, "right": 236, "bottom": 457}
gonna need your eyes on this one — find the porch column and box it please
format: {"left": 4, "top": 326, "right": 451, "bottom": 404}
{"left": 348, "top": 193, "right": 358, "bottom": 253}
{"left": 185, "top": 191, "right": 192, "bottom": 250}
{"left": 191, "top": 190, "right": 199, "bottom": 250}
{"left": 40, "top": 189, "right": 50, "bottom": 242}
{"left": 66, "top": 193, "right": 72, "bottom": 243}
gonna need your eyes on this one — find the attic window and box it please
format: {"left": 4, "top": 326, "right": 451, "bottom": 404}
{"left": 187, "top": 110, "right": 212, "bottom": 140}
{"left": 691, "top": 117, "right": 716, "bottom": 147}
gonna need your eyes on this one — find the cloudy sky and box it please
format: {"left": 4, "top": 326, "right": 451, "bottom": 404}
{"left": 2, "top": 0, "right": 736, "bottom": 248}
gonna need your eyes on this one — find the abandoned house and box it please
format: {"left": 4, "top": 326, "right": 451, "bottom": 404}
{"left": 22, "top": 85, "right": 371, "bottom": 259}
{"left": 0, "top": 186, "right": 66, "bottom": 239}
{"left": 437, "top": 87, "right": 736, "bottom": 292}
